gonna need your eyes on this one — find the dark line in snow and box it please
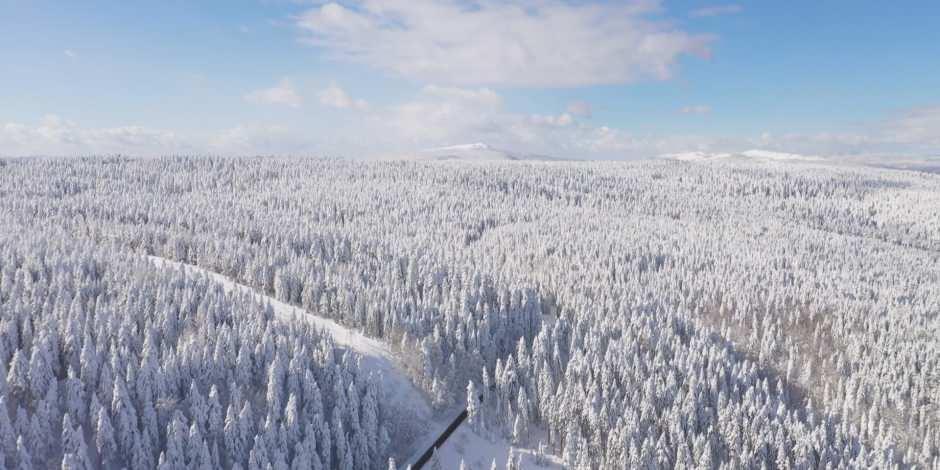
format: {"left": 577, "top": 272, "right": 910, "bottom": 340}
{"left": 411, "top": 409, "right": 469, "bottom": 469}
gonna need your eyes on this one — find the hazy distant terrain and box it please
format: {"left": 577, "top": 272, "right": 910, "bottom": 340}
{"left": 0, "top": 156, "right": 938, "bottom": 469}
{"left": 871, "top": 162, "right": 940, "bottom": 175}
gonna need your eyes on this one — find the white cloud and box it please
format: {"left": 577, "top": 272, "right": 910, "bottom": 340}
{"left": 378, "top": 85, "right": 504, "bottom": 143}
{"left": 64, "top": 49, "right": 77, "bottom": 59}
{"left": 529, "top": 113, "right": 575, "bottom": 127}
{"left": 376, "top": 86, "right": 696, "bottom": 158}
{"left": 5, "top": 102, "right": 938, "bottom": 160}
{"left": 378, "top": 89, "right": 940, "bottom": 159}
{"left": 0, "top": 115, "right": 187, "bottom": 156}
{"left": 245, "top": 78, "right": 303, "bottom": 108}
{"left": 422, "top": 85, "right": 502, "bottom": 108}
{"left": 567, "top": 101, "right": 593, "bottom": 118}
{"left": 575, "top": 125, "right": 715, "bottom": 156}
{"left": 680, "top": 105, "right": 711, "bottom": 115}
{"left": 297, "top": 0, "right": 712, "bottom": 87}
{"left": 690, "top": 5, "right": 743, "bottom": 18}
{"left": 317, "top": 84, "right": 369, "bottom": 110}
{"left": 740, "top": 107, "right": 940, "bottom": 157}
{"left": 883, "top": 106, "right": 940, "bottom": 146}
{"left": 209, "top": 124, "right": 319, "bottom": 155}
{"left": 0, "top": 116, "right": 323, "bottom": 157}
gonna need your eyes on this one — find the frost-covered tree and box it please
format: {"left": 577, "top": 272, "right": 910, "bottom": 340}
{"left": 2, "top": 156, "right": 939, "bottom": 468}
{"left": 16, "top": 436, "right": 32, "bottom": 470}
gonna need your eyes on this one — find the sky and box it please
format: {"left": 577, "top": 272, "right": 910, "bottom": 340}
{"left": 1, "top": 0, "right": 939, "bottom": 159}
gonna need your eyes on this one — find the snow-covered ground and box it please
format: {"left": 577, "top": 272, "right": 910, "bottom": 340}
{"left": 147, "top": 256, "right": 558, "bottom": 469}
{"left": 410, "top": 412, "right": 566, "bottom": 469}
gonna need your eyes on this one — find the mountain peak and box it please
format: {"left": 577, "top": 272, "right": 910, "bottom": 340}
{"left": 660, "top": 149, "right": 824, "bottom": 163}
{"left": 391, "top": 142, "right": 568, "bottom": 162}
{"left": 426, "top": 142, "right": 492, "bottom": 152}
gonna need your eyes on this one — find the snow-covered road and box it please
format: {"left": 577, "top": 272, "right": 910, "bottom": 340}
{"left": 146, "top": 256, "right": 432, "bottom": 421}
{"left": 146, "top": 256, "right": 561, "bottom": 469}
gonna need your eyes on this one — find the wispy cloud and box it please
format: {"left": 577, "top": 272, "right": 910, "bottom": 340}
{"left": 567, "top": 101, "right": 593, "bottom": 118}
{"left": 378, "top": 86, "right": 694, "bottom": 157}
{"left": 317, "top": 84, "right": 369, "bottom": 110}
{"left": 0, "top": 115, "right": 187, "bottom": 156}
{"left": 5, "top": 101, "right": 938, "bottom": 159}
{"left": 244, "top": 78, "right": 302, "bottom": 108}
{"left": 690, "top": 4, "right": 743, "bottom": 18}
{"left": 297, "top": 0, "right": 712, "bottom": 87}
{"left": 422, "top": 85, "right": 502, "bottom": 108}
{"left": 64, "top": 49, "right": 77, "bottom": 59}
{"left": 680, "top": 105, "right": 711, "bottom": 115}
{"left": 882, "top": 106, "right": 940, "bottom": 147}
{"left": 209, "top": 124, "right": 318, "bottom": 155}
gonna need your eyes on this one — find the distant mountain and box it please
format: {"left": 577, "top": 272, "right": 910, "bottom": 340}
{"left": 848, "top": 156, "right": 940, "bottom": 174}
{"left": 658, "top": 151, "right": 734, "bottom": 162}
{"left": 659, "top": 149, "right": 825, "bottom": 162}
{"left": 400, "top": 142, "right": 569, "bottom": 162}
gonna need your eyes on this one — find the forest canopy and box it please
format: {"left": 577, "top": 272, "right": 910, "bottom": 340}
{"left": 0, "top": 157, "right": 938, "bottom": 469}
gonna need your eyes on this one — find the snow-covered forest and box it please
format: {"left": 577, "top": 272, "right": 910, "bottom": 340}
{"left": 0, "top": 156, "right": 938, "bottom": 469}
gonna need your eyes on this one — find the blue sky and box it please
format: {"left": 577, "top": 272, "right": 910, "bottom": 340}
{"left": 2, "top": 0, "right": 939, "bottom": 158}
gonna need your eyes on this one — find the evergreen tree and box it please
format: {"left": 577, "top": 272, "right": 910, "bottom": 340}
{"left": 111, "top": 376, "right": 138, "bottom": 455}
{"left": 467, "top": 380, "right": 480, "bottom": 431}
{"left": 207, "top": 384, "right": 224, "bottom": 439}
{"left": 512, "top": 415, "right": 525, "bottom": 445}
{"left": 16, "top": 436, "right": 32, "bottom": 470}
{"left": 332, "top": 407, "right": 346, "bottom": 469}
{"left": 28, "top": 338, "right": 54, "bottom": 400}
{"left": 247, "top": 435, "right": 270, "bottom": 470}
{"left": 131, "top": 430, "right": 155, "bottom": 470}
{"left": 290, "top": 440, "right": 310, "bottom": 470}
{"left": 64, "top": 367, "right": 86, "bottom": 423}
{"left": 60, "top": 414, "right": 92, "bottom": 470}
{"left": 0, "top": 396, "right": 16, "bottom": 459}
{"left": 164, "top": 413, "right": 188, "bottom": 470}
{"left": 190, "top": 381, "right": 208, "bottom": 435}
{"left": 430, "top": 447, "right": 442, "bottom": 470}
{"left": 6, "top": 350, "right": 28, "bottom": 397}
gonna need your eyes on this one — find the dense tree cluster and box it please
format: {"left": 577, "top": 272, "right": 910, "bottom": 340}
{"left": 0, "top": 156, "right": 938, "bottom": 468}
{"left": 0, "top": 237, "right": 391, "bottom": 469}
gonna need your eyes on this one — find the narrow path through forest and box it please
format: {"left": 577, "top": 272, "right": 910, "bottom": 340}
{"left": 145, "top": 258, "right": 433, "bottom": 427}
{"left": 146, "top": 256, "right": 563, "bottom": 469}
{"left": 410, "top": 409, "right": 470, "bottom": 469}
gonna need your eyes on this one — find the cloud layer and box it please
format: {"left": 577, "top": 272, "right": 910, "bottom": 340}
{"left": 317, "top": 84, "right": 369, "bottom": 110}
{"left": 5, "top": 99, "right": 939, "bottom": 160}
{"left": 0, "top": 115, "right": 187, "bottom": 156}
{"left": 680, "top": 105, "right": 711, "bottom": 115}
{"left": 297, "top": 0, "right": 712, "bottom": 87}
{"left": 690, "top": 4, "right": 743, "bottom": 18}
{"left": 245, "top": 79, "right": 303, "bottom": 108}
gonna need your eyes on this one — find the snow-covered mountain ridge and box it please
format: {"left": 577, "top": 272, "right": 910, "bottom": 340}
{"left": 659, "top": 149, "right": 825, "bottom": 162}
{"left": 391, "top": 142, "right": 568, "bottom": 162}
